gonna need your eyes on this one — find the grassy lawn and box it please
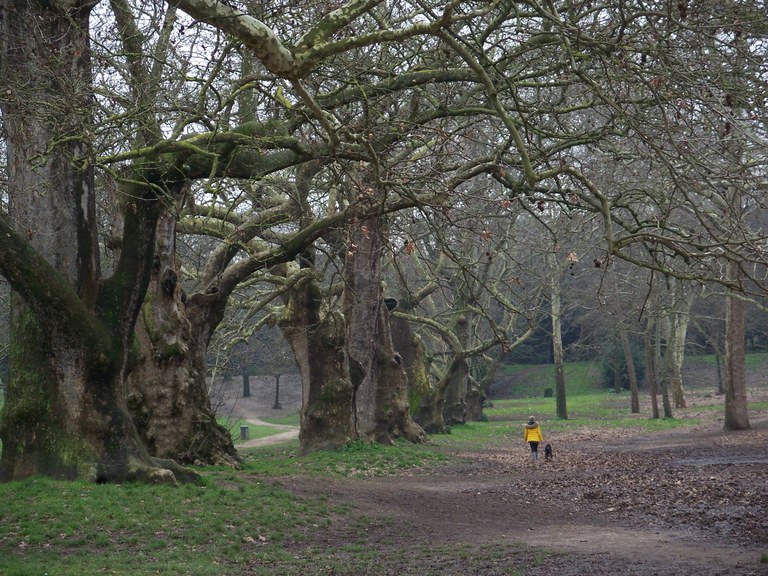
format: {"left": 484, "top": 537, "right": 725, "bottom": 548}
{"left": 0, "top": 440, "right": 454, "bottom": 576}
{"left": 0, "top": 472, "right": 334, "bottom": 576}
{"left": 261, "top": 414, "right": 301, "bottom": 427}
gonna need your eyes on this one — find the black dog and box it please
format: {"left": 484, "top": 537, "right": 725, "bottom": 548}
{"left": 544, "top": 443, "right": 553, "bottom": 461}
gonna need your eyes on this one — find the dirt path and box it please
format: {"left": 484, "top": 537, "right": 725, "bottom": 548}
{"left": 239, "top": 417, "right": 299, "bottom": 449}
{"left": 255, "top": 415, "right": 768, "bottom": 576}
{"left": 215, "top": 376, "right": 301, "bottom": 448}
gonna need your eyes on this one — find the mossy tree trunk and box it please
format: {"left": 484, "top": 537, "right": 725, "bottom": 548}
{"left": 125, "top": 210, "right": 241, "bottom": 468}
{"left": 278, "top": 269, "right": 356, "bottom": 453}
{"left": 343, "top": 216, "right": 425, "bottom": 445}
{"left": 440, "top": 281, "right": 472, "bottom": 427}
{"left": 441, "top": 350, "right": 470, "bottom": 426}
{"left": 0, "top": 0, "right": 195, "bottom": 483}
{"left": 389, "top": 311, "right": 434, "bottom": 432}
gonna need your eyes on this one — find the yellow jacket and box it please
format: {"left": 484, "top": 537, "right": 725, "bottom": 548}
{"left": 523, "top": 423, "right": 543, "bottom": 442}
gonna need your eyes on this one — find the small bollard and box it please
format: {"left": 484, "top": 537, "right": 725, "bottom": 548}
{"left": 240, "top": 425, "right": 249, "bottom": 441}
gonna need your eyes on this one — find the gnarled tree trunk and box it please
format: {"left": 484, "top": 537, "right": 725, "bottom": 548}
{"left": 125, "top": 211, "right": 240, "bottom": 468}
{"left": 438, "top": 280, "right": 474, "bottom": 427}
{"left": 390, "top": 312, "right": 434, "bottom": 430}
{"left": 0, "top": 0, "right": 195, "bottom": 483}
{"left": 278, "top": 270, "right": 356, "bottom": 453}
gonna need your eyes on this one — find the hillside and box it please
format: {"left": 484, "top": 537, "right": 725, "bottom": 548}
{"left": 489, "top": 355, "right": 768, "bottom": 399}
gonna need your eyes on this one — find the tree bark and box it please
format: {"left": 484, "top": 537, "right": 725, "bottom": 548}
{"left": 272, "top": 374, "right": 282, "bottom": 409}
{"left": 0, "top": 0, "right": 196, "bottom": 483}
{"left": 724, "top": 261, "right": 750, "bottom": 430}
{"left": 442, "top": 316, "right": 471, "bottom": 426}
{"left": 389, "top": 304, "right": 443, "bottom": 433}
{"left": 343, "top": 216, "right": 425, "bottom": 444}
{"left": 243, "top": 372, "right": 251, "bottom": 398}
{"left": 643, "top": 324, "right": 660, "bottom": 419}
{"left": 657, "top": 319, "right": 674, "bottom": 418}
{"left": 278, "top": 270, "right": 356, "bottom": 453}
{"left": 661, "top": 281, "right": 691, "bottom": 409}
{"left": 125, "top": 211, "right": 240, "bottom": 468}
{"left": 619, "top": 325, "right": 640, "bottom": 414}
{"left": 548, "top": 253, "right": 568, "bottom": 420}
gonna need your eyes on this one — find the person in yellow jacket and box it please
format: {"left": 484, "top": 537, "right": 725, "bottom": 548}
{"left": 523, "top": 416, "right": 543, "bottom": 463}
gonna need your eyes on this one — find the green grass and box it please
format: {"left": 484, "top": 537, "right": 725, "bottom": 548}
{"left": 218, "top": 417, "right": 297, "bottom": 445}
{"left": 0, "top": 388, "right": 762, "bottom": 575}
{"left": 498, "top": 360, "right": 602, "bottom": 398}
{"left": 0, "top": 440, "right": 453, "bottom": 576}
{"left": 218, "top": 416, "right": 247, "bottom": 443}
{"left": 0, "top": 472, "right": 332, "bottom": 576}
{"left": 241, "top": 438, "right": 449, "bottom": 477}
{"left": 244, "top": 542, "right": 537, "bottom": 575}
{"left": 752, "top": 400, "right": 768, "bottom": 410}
{"left": 261, "top": 414, "right": 300, "bottom": 427}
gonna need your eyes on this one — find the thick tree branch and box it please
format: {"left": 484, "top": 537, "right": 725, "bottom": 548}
{"left": 0, "top": 213, "right": 113, "bottom": 356}
{"left": 295, "top": 0, "right": 383, "bottom": 52}
{"left": 167, "top": 0, "right": 297, "bottom": 77}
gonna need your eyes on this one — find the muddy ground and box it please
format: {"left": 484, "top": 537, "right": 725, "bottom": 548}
{"left": 224, "top": 378, "right": 768, "bottom": 575}
{"left": 270, "top": 418, "right": 767, "bottom": 575}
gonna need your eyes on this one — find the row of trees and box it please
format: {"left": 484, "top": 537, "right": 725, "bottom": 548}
{"left": 0, "top": 0, "right": 765, "bottom": 483}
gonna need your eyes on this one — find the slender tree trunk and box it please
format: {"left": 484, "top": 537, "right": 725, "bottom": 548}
{"left": 548, "top": 254, "right": 568, "bottom": 420}
{"left": 724, "top": 261, "right": 750, "bottom": 430}
{"left": 656, "top": 320, "right": 673, "bottom": 418}
{"left": 660, "top": 282, "right": 691, "bottom": 409}
{"left": 720, "top": 31, "right": 751, "bottom": 432}
{"left": 273, "top": 374, "right": 282, "bottom": 409}
{"left": 644, "top": 327, "right": 660, "bottom": 419}
{"left": 243, "top": 372, "right": 251, "bottom": 398}
{"left": 715, "top": 354, "right": 724, "bottom": 395}
{"left": 619, "top": 326, "right": 640, "bottom": 414}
